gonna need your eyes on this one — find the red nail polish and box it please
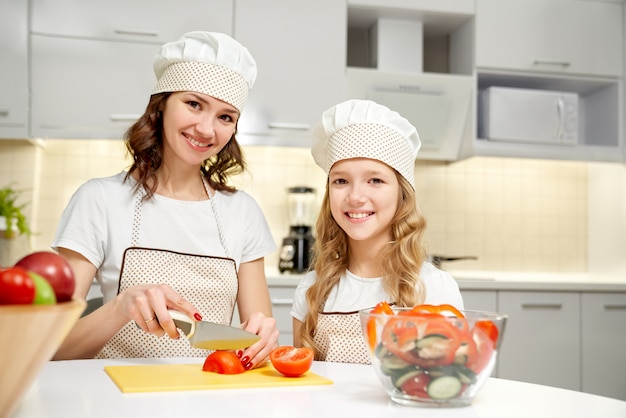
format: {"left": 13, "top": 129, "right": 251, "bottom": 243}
{"left": 240, "top": 356, "right": 250, "bottom": 364}
{"left": 194, "top": 313, "right": 203, "bottom": 321}
{"left": 244, "top": 362, "right": 253, "bottom": 370}
{"left": 236, "top": 350, "right": 243, "bottom": 358}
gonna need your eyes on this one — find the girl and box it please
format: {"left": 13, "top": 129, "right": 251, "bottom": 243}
{"left": 52, "top": 32, "right": 278, "bottom": 369}
{"left": 291, "top": 99, "right": 463, "bottom": 364}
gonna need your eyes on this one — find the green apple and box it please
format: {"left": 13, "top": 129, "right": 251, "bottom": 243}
{"left": 29, "top": 271, "right": 57, "bottom": 305}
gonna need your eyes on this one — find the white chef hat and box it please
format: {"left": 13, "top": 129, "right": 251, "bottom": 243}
{"left": 152, "top": 31, "right": 257, "bottom": 112}
{"left": 311, "top": 99, "right": 421, "bottom": 188}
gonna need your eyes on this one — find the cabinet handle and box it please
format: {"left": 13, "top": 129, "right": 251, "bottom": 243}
{"left": 271, "top": 298, "right": 293, "bottom": 306}
{"left": 0, "top": 109, "right": 9, "bottom": 116}
{"left": 533, "top": 59, "right": 571, "bottom": 68}
{"left": 267, "top": 123, "right": 310, "bottom": 130}
{"left": 604, "top": 304, "right": 626, "bottom": 310}
{"left": 110, "top": 114, "right": 141, "bottom": 122}
{"left": 521, "top": 303, "right": 563, "bottom": 309}
{"left": 114, "top": 28, "right": 159, "bottom": 37}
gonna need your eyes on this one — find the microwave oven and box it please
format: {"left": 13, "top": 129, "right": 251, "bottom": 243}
{"left": 479, "top": 87, "right": 579, "bottom": 146}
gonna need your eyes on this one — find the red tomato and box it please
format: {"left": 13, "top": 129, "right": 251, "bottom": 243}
{"left": 270, "top": 346, "right": 314, "bottom": 377}
{"left": 475, "top": 320, "right": 499, "bottom": 349}
{"left": 400, "top": 372, "right": 431, "bottom": 398}
{"left": 0, "top": 266, "right": 35, "bottom": 305}
{"left": 202, "top": 350, "right": 245, "bottom": 374}
{"left": 16, "top": 251, "right": 75, "bottom": 302}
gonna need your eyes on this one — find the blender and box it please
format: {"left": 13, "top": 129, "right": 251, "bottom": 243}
{"left": 278, "top": 186, "right": 316, "bottom": 274}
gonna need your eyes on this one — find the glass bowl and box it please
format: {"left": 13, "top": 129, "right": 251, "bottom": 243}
{"left": 359, "top": 307, "right": 507, "bottom": 407}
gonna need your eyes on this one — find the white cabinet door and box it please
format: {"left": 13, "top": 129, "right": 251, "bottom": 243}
{"left": 581, "top": 292, "right": 626, "bottom": 401}
{"left": 234, "top": 0, "right": 346, "bottom": 147}
{"left": 497, "top": 291, "right": 581, "bottom": 391}
{"left": 461, "top": 290, "right": 497, "bottom": 311}
{"left": 269, "top": 285, "right": 297, "bottom": 347}
{"left": 0, "top": 0, "right": 28, "bottom": 139}
{"left": 476, "top": 0, "right": 622, "bottom": 78}
{"left": 31, "top": 0, "right": 233, "bottom": 45}
{"left": 30, "top": 36, "right": 157, "bottom": 140}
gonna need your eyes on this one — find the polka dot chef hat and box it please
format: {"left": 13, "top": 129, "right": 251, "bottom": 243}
{"left": 311, "top": 99, "right": 422, "bottom": 188}
{"left": 152, "top": 31, "right": 257, "bottom": 113}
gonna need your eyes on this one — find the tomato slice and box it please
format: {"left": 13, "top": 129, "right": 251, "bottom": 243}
{"left": 475, "top": 320, "right": 499, "bottom": 349}
{"left": 381, "top": 315, "right": 462, "bottom": 368}
{"left": 270, "top": 346, "right": 314, "bottom": 377}
{"left": 467, "top": 325, "right": 495, "bottom": 374}
{"left": 367, "top": 301, "right": 394, "bottom": 350}
{"left": 202, "top": 350, "right": 245, "bottom": 374}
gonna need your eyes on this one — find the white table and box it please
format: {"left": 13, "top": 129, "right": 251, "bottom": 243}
{"left": 12, "top": 358, "right": 626, "bottom": 418}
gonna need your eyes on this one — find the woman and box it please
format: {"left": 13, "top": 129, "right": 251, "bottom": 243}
{"left": 291, "top": 99, "right": 463, "bottom": 364}
{"left": 52, "top": 32, "right": 278, "bottom": 369}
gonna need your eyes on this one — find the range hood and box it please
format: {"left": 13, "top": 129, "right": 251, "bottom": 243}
{"left": 345, "top": 67, "right": 474, "bottom": 161}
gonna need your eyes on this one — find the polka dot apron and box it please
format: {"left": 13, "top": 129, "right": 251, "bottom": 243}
{"left": 314, "top": 311, "right": 371, "bottom": 364}
{"left": 96, "top": 182, "right": 238, "bottom": 358}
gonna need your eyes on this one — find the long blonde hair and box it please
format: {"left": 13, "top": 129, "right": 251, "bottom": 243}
{"left": 300, "top": 173, "right": 428, "bottom": 357}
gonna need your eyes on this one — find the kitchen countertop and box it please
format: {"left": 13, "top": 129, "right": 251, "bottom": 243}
{"left": 266, "top": 268, "right": 626, "bottom": 292}
{"left": 12, "top": 357, "right": 626, "bottom": 418}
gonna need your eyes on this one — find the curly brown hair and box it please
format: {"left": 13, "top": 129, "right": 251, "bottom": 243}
{"left": 299, "top": 173, "right": 427, "bottom": 358}
{"left": 123, "top": 92, "right": 246, "bottom": 199}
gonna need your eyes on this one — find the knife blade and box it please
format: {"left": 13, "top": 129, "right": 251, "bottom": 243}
{"left": 168, "top": 310, "right": 260, "bottom": 350}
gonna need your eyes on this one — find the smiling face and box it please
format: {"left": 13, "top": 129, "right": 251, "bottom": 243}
{"left": 328, "top": 158, "right": 401, "bottom": 249}
{"left": 161, "top": 91, "right": 239, "bottom": 167}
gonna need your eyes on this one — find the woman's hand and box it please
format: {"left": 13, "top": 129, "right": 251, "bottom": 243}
{"left": 114, "top": 283, "right": 202, "bottom": 339}
{"left": 236, "top": 312, "right": 279, "bottom": 370}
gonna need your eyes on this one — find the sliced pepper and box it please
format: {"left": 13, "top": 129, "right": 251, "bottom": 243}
{"left": 367, "top": 301, "right": 394, "bottom": 351}
{"left": 408, "top": 304, "right": 466, "bottom": 319}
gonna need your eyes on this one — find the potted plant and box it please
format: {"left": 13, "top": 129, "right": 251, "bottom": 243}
{"left": 0, "top": 185, "right": 31, "bottom": 239}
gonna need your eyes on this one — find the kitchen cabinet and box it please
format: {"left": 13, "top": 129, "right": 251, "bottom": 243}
{"left": 269, "top": 285, "right": 297, "bottom": 347}
{"left": 30, "top": 0, "right": 232, "bottom": 46}
{"left": 496, "top": 291, "right": 581, "bottom": 391}
{"left": 581, "top": 292, "right": 626, "bottom": 401}
{"left": 28, "top": 0, "right": 233, "bottom": 140}
{"left": 345, "top": 1, "right": 475, "bottom": 161}
{"left": 461, "top": 289, "right": 497, "bottom": 311}
{"left": 476, "top": 0, "right": 622, "bottom": 78}
{"left": 233, "top": 0, "right": 346, "bottom": 148}
{"left": 30, "top": 36, "right": 157, "bottom": 140}
{"left": 473, "top": 0, "right": 623, "bottom": 163}
{"left": 0, "top": 0, "right": 28, "bottom": 139}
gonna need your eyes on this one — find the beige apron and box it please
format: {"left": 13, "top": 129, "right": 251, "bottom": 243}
{"left": 314, "top": 311, "right": 371, "bottom": 364}
{"left": 96, "top": 183, "right": 238, "bottom": 358}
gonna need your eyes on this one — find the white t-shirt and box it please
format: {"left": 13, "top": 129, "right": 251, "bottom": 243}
{"left": 291, "top": 261, "right": 464, "bottom": 321}
{"left": 52, "top": 171, "right": 276, "bottom": 301}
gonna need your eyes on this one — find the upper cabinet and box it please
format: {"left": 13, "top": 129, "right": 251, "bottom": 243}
{"left": 0, "top": 0, "right": 28, "bottom": 139}
{"left": 29, "top": 0, "right": 233, "bottom": 140}
{"left": 344, "top": 0, "right": 476, "bottom": 161}
{"left": 233, "top": 0, "right": 346, "bottom": 148}
{"left": 476, "top": 0, "right": 622, "bottom": 78}
{"left": 474, "top": 0, "right": 624, "bottom": 162}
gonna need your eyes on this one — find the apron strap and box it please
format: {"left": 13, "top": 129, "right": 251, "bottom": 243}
{"left": 131, "top": 178, "right": 230, "bottom": 258}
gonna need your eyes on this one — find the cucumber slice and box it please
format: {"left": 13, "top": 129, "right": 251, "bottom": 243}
{"left": 454, "top": 365, "right": 476, "bottom": 384}
{"left": 393, "top": 369, "right": 423, "bottom": 389}
{"left": 416, "top": 334, "right": 449, "bottom": 350}
{"left": 427, "top": 375, "right": 463, "bottom": 400}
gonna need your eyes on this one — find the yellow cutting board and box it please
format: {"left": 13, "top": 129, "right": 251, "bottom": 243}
{"left": 104, "top": 362, "right": 333, "bottom": 393}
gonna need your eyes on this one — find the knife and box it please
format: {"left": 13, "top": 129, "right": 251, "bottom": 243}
{"left": 168, "top": 310, "right": 261, "bottom": 350}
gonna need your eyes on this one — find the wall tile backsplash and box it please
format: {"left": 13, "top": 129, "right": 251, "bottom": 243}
{"left": 0, "top": 140, "right": 588, "bottom": 272}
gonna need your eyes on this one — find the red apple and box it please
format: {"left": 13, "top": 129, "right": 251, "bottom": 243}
{"left": 15, "top": 251, "right": 75, "bottom": 302}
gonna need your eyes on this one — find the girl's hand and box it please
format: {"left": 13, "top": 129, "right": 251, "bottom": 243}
{"left": 236, "top": 312, "right": 279, "bottom": 370}
{"left": 114, "top": 283, "right": 202, "bottom": 339}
